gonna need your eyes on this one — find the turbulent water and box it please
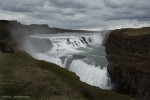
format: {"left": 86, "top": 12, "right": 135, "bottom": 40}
{"left": 25, "top": 32, "right": 112, "bottom": 89}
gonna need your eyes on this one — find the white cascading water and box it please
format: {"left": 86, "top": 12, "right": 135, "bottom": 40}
{"left": 69, "top": 60, "right": 110, "bottom": 89}
{"left": 24, "top": 32, "right": 112, "bottom": 90}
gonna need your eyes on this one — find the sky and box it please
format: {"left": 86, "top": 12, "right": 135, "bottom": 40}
{"left": 0, "top": 0, "right": 150, "bottom": 30}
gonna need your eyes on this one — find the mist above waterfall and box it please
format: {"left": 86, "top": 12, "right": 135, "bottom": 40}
{"left": 20, "top": 31, "right": 113, "bottom": 90}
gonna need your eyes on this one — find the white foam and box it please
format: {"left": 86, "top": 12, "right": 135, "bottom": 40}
{"left": 49, "top": 37, "right": 84, "bottom": 53}
{"left": 69, "top": 60, "right": 112, "bottom": 89}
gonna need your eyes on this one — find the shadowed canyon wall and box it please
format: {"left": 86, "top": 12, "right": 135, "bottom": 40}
{"left": 105, "top": 27, "right": 150, "bottom": 100}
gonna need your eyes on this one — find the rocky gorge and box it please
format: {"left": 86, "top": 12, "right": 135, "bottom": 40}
{"left": 105, "top": 27, "right": 150, "bottom": 100}
{"left": 0, "top": 20, "right": 150, "bottom": 100}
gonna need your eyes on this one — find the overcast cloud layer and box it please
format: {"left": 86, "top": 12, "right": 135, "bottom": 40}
{"left": 0, "top": 0, "right": 150, "bottom": 30}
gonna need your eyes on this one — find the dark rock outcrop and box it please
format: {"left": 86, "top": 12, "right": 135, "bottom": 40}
{"left": 0, "top": 40, "right": 14, "bottom": 53}
{"left": 105, "top": 27, "right": 150, "bottom": 100}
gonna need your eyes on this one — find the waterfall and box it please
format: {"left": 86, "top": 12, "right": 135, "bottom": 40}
{"left": 24, "top": 32, "right": 113, "bottom": 89}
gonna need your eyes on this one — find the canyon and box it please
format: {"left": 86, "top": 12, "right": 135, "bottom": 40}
{"left": 1, "top": 20, "right": 150, "bottom": 100}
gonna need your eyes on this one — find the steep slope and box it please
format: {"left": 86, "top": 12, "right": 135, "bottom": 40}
{"left": 105, "top": 27, "right": 150, "bottom": 100}
{"left": 0, "top": 49, "right": 133, "bottom": 100}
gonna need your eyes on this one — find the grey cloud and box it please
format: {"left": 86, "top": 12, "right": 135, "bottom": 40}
{"left": 30, "top": 13, "right": 56, "bottom": 20}
{"left": 46, "top": 0, "right": 89, "bottom": 15}
{"left": 103, "top": 0, "right": 150, "bottom": 22}
{"left": 104, "top": 0, "right": 124, "bottom": 9}
{"left": 0, "top": 0, "right": 150, "bottom": 30}
{"left": 105, "top": 13, "right": 150, "bottom": 21}
{"left": 2, "top": 5, "right": 33, "bottom": 12}
{"left": 104, "top": 0, "right": 150, "bottom": 9}
{"left": 48, "top": 0, "right": 87, "bottom": 9}
{"left": 0, "top": 0, "right": 45, "bottom": 12}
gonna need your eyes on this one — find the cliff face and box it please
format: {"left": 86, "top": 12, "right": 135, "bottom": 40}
{"left": 105, "top": 27, "right": 150, "bottom": 100}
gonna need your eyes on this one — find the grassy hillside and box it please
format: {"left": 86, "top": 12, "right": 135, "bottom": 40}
{"left": 0, "top": 49, "right": 133, "bottom": 100}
